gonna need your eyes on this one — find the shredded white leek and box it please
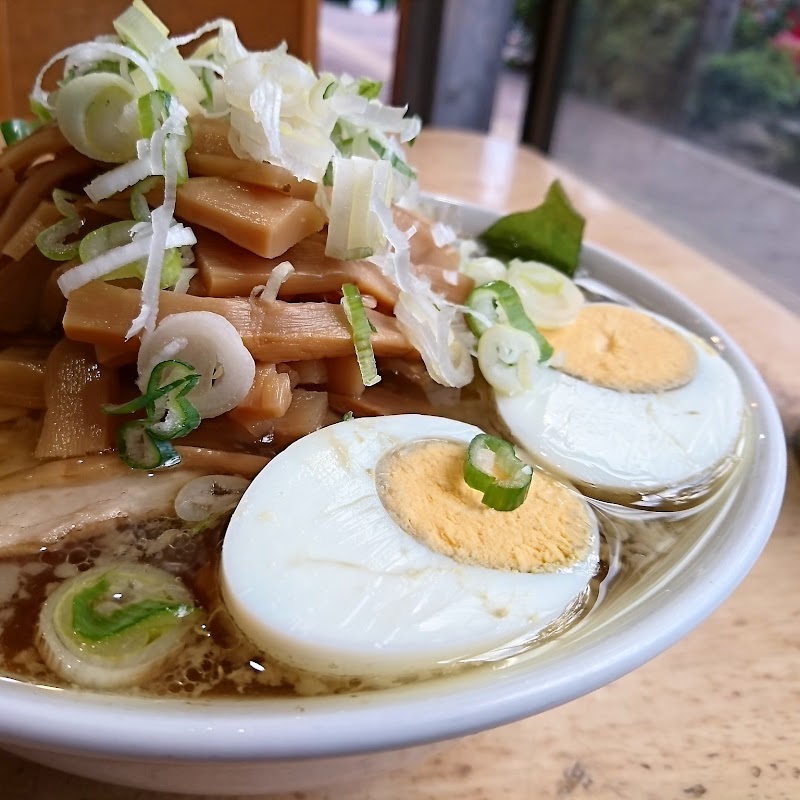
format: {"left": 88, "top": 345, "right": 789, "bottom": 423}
{"left": 394, "top": 292, "right": 474, "bottom": 388}
{"left": 170, "top": 18, "right": 247, "bottom": 64}
{"left": 32, "top": 41, "right": 159, "bottom": 113}
{"left": 57, "top": 224, "right": 196, "bottom": 295}
{"left": 33, "top": 2, "right": 458, "bottom": 389}
{"left": 368, "top": 193, "right": 426, "bottom": 295}
{"left": 84, "top": 145, "right": 151, "bottom": 202}
{"left": 127, "top": 129, "right": 182, "bottom": 337}
{"left": 172, "top": 267, "right": 197, "bottom": 295}
{"left": 225, "top": 50, "right": 337, "bottom": 184}
{"left": 259, "top": 261, "right": 295, "bottom": 302}
{"left": 325, "top": 156, "right": 393, "bottom": 260}
{"left": 113, "top": 0, "right": 205, "bottom": 114}
{"left": 431, "top": 222, "right": 457, "bottom": 248}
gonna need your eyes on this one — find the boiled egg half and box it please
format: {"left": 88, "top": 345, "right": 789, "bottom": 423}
{"left": 221, "top": 415, "right": 599, "bottom": 680}
{"left": 495, "top": 303, "right": 746, "bottom": 504}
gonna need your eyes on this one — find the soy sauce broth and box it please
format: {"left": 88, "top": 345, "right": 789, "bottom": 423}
{"left": 0, "top": 402, "right": 752, "bottom": 698}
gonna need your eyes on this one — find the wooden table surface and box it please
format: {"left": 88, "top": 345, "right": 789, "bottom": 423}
{"left": 3, "top": 129, "right": 799, "bottom": 800}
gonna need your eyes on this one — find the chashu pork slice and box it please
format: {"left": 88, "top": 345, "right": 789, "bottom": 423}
{"left": 0, "top": 450, "right": 267, "bottom": 556}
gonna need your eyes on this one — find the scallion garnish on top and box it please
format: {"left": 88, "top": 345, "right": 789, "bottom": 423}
{"left": 463, "top": 433, "right": 533, "bottom": 511}
{"left": 104, "top": 359, "right": 201, "bottom": 469}
{"left": 465, "top": 280, "right": 553, "bottom": 363}
{"left": 35, "top": 189, "right": 84, "bottom": 262}
{"left": 37, "top": 562, "right": 196, "bottom": 689}
{"left": 0, "top": 118, "right": 40, "bottom": 146}
{"left": 341, "top": 283, "right": 381, "bottom": 387}
{"left": 71, "top": 576, "right": 191, "bottom": 641}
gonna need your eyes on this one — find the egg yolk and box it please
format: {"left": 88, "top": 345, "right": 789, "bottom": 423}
{"left": 542, "top": 304, "right": 697, "bottom": 392}
{"left": 377, "top": 440, "right": 593, "bottom": 573}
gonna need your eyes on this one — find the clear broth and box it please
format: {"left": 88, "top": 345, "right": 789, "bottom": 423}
{"left": 0, "top": 368, "right": 752, "bottom": 698}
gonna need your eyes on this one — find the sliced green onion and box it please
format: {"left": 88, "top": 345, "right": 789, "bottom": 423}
{"left": 72, "top": 576, "right": 190, "bottom": 641}
{"left": 102, "top": 247, "right": 183, "bottom": 288}
{"left": 357, "top": 78, "right": 383, "bottom": 99}
{"left": 103, "top": 359, "right": 199, "bottom": 416}
{"left": 54, "top": 72, "right": 139, "bottom": 163}
{"left": 367, "top": 137, "right": 416, "bottom": 179}
{"left": 463, "top": 433, "right": 532, "bottom": 511}
{"left": 148, "top": 377, "right": 201, "bottom": 440}
{"left": 117, "top": 420, "right": 181, "bottom": 470}
{"left": 36, "top": 217, "right": 83, "bottom": 261}
{"left": 341, "top": 283, "right": 380, "bottom": 387}
{"left": 136, "top": 91, "right": 191, "bottom": 183}
{"left": 113, "top": 0, "right": 205, "bottom": 114}
{"left": 323, "top": 79, "right": 338, "bottom": 100}
{"left": 37, "top": 563, "right": 196, "bottom": 689}
{"left": 35, "top": 189, "right": 84, "bottom": 261}
{"left": 342, "top": 411, "right": 355, "bottom": 421}
{"left": 466, "top": 280, "right": 532, "bottom": 333}
{"left": 130, "top": 176, "right": 160, "bottom": 222}
{"left": 60, "top": 59, "right": 122, "bottom": 88}
{"left": 29, "top": 98, "right": 53, "bottom": 124}
{"left": 79, "top": 220, "right": 134, "bottom": 262}
{"left": 145, "top": 359, "right": 199, "bottom": 395}
{"left": 460, "top": 255, "right": 506, "bottom": 286}
{"left": 52, "top": 188, "right": 80, "bottom": 219}
{"left": 138, "top": 89, "right": 171, "bottom": 138}
{"left": 200, "top": 66, "right": 216, "bottom": 109}
{"left": 390, "top": 153, "right": 416, "bottom": 179}
{"left": 79, "top": 220, "right": 184, "bottom": 288}
{"left": 1, "top": 118, "right": 40, "bottom": 146}
{"left": 477, "top": 324, "right": 540, "bottom": 396}
{"left": 466, "top": 280, "right": 553, "bottom": 362}
{"left": 107, "top": 360, "right": 201, "bottom": 465}
{"left": 331, "top": 120, "right": 353, "bottom": 154}
{"left": 506, "top": 259, "right": 584, "bottom": 329}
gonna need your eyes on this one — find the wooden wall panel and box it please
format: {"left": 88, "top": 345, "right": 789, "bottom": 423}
{"left": 0, "top": 0, "right": 319, "bottom": 118}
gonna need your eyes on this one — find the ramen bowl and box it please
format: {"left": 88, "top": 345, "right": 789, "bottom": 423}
{"left": 0, "top": 202, "right": 786, "bottom": 796}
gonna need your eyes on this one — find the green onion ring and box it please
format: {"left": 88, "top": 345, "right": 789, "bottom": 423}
{"left": 463, "top": 433, "right": 532, "bottom": 511}
{"left": 72, "top": 576, "right": 192, "bottom": 641}
{"left": 116, "top": 420, "right": 181, "bottom": 470}
{"left": 341, "top": 283, "right": 380, "bottom": 387}
{"left": 0, "top": 118, "right": 40, "bottom": 146}
{"left": 466, "top": 280, "right": 553, "bottom": 362}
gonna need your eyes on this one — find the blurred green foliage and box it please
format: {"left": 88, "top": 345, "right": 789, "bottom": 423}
{"left": 734, "top": 1, "right": 800, "bottom": 48}
{"left": 569, "top": 0, "right": 700, "bottom": 122}
{"left": 690, "top": 47, "right": 799, "bottom": 126}
{"left": 568, "top": 0, "right": 800, "bottom": 129}
{"left": 513, "top": 0, "right": 539, "bottom": 29}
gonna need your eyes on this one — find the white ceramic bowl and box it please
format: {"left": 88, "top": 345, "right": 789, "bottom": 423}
{"left": 0, "top": 200, "right": 786, "bottom": 796}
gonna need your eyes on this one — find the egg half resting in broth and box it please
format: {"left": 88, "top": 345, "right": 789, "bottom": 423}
{"left": 221, "top": 415, "right": 599, "bottom": 680}
{"left": 494, "top": 303, "right": 746, "bottom": 506}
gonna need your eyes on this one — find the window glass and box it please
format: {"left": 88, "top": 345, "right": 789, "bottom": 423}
{"left": 550, "top": 0, "right": 800, "bottom": 311}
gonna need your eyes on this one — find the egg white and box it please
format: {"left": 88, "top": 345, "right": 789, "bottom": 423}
{"left": 495, "top": 308, "right": 745, "bottom": 501}
{"left": 221, "top": 415, "right": 599, "bottom": 680}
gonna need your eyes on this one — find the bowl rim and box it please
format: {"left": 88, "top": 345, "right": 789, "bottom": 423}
{"left": 0, "top": 197, "right": 787, "bottom": 762}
